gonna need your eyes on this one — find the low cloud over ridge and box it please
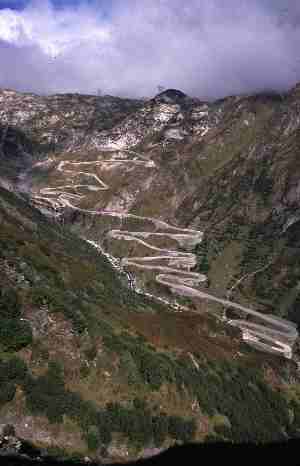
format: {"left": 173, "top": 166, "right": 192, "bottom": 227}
{"left": 0, "top": 0, "right": 299, "bottom": 99}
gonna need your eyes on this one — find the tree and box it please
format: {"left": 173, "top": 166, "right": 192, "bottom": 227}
{"left": 168, "top": 416, "right": 196, "bottom": 443}
{"left": 86, "top": 426, "right": 100, "bottom": 451}
{"left": 0, "top": 383, "right": 16, "bottom": 405}
{"left": 0, "top": 287, "right": 21, "bottom": 319}
{"left": 152, "top": 414, "right": 169, "bottom": 446}
{"left": 0, "top": 318, "right": 32, "bottom": 352}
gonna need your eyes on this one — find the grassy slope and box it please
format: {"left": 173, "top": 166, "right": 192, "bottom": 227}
{"left": 1, "top": 186, "right": 300, "bottom": 459}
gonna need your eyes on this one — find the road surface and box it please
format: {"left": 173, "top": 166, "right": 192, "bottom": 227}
{"left": 31, "top": 151, "right": 298, "bottom": 359}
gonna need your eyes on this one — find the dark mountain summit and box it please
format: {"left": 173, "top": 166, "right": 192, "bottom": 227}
{"left": 153, "top": 88, "right": 188, "bottom": 103}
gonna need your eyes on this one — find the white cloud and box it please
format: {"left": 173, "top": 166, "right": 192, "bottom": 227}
{"left": 0, "top": 0, "right": 299, "bottom": 98}
{"left": 0, "top": 1, "right": 111, "bottom": 56}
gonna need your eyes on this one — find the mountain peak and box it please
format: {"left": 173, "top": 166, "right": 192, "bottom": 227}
{"left": 153, "top": 88, "right": 187, "bottom": 103}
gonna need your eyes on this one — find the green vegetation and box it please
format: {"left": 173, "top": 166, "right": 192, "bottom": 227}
{"left": 103, "top": 400, "right": 196, "bottom": 448}
{"left": 0, "top": 334, "right": 292, "bottom": 446}
{"left": 195, "top": 237, "right": 210, "bottom": 274}
{"left": 0, "top": 357, "right": 28, "bottom": 407}
{"left": 0, "top": 187, "right": 198, "bottom": 450}
{"left": 0, "top": 286, "right": 32, "bottom": 352}
{"left": 19, "top": 357, "right": 195, "bottom": 449}
{"left": 0, "top": 186, "right": 163, "bottom": 342}
{"left": 0, "top": 318, "right": 32, "bottom": 352}
{"left": 102, "top": 330, "right": 176, "bottom": 390}
{"left": 172, "top": 357, "right": 289, "bottom": 442}
{"left": 101, "top": 328, "right": 291, "bottom": 443}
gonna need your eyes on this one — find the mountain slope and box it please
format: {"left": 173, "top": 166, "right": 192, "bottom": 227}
{"left": 5, "top": 84, "right": 299, "bottom": 349}
{"left": 1, "top": 85, "right": 300, "bottom": 460}
{"left": 0, "top": 185, "right": 200, "bottom": 458}
{"left": 176, "top": 84, "right": 300, "bottom": 324}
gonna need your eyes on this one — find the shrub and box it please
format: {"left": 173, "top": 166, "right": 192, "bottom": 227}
{"left": 0, "top": 318, "right": 32, "bottom": 352}
{"left": 6, "top": 357, "right": 28, "bottom": 381}
{"left": 152, "top": 414, "right": 169, "bottom": 447}
{"left": 97, "top": 411, "right": 112, "bottom": 445}
{"left": 23, "top": 360, "right": 67, "bottom": 422}
{"left": 168, "top": 416, "right": 196, "bottom": 443}
{"left": 0, "top": 287, "right": 21, "bottom": 319}
{"left": 119, "top": 351, "right": 141, "bottom": 386}
{"left": 0, "top": 383, "right": 16, "bottom": 405}
{"left": 86, "top": 426, "right": 100, "bottom": 451}
{"left": 0, "top": 287, "right": 31, "bottom": 352}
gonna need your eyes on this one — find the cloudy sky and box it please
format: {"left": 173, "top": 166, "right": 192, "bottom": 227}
{"left": 0, "top": 0, "right": 299, "bottom": 99}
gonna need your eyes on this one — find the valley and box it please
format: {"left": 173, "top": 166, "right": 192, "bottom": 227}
{"left": 1, "top": 85, "right": 300, "bottom": 458}
{"left": 29, "top": 148, "right": 298, "bottom": 359}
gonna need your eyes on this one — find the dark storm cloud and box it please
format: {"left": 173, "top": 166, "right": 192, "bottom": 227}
{"left": 0, "top": 0, "right": 299, "bottom": 99}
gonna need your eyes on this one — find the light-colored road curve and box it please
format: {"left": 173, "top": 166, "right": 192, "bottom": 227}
{"left": 31, "top": 152, "right": 298, "bottom": 359}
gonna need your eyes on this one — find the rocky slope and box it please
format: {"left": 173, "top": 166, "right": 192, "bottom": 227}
{"left": 1, "top": 84, "right": 300, "bottom": 460}
{"left": 2, "top": 85, "right": 299, "bottom": 328}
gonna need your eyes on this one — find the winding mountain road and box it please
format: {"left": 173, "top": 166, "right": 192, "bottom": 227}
{"left": 32, "top": 151, "right": 298, "bottom": 359}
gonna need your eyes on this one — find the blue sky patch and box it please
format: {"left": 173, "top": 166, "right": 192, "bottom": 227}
{"left": 0, "top": 0, "right": 28, "bottom": 10}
